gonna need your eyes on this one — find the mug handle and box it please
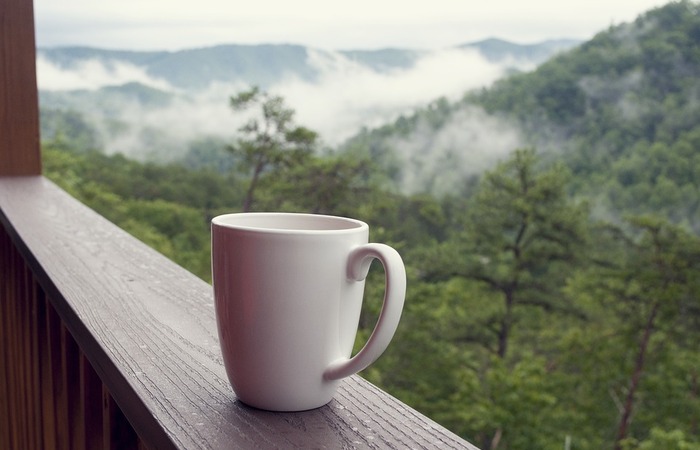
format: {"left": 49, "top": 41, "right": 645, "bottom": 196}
{"left": 323, "top": 243, "right": 406, "bottom": 381}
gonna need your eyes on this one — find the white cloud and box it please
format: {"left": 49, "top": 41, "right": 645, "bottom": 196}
{"left": 276, "top": 48, "right": 505, "bottom": 145}
{"left": 37, "top": 47, "right": 515, "bottom": 166}
{"left": 391, "top": 106, "right": 524, "bottom": 195}
{"left": 36, "top": 56, "right": 173, "bottom": 91}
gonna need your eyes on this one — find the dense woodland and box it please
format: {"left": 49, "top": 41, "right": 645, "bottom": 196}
{"left": 42, "top": 2, "right": 700, "bottom": 449}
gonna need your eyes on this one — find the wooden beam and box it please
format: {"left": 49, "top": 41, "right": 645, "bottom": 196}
{"left": 0, "top": 0, "right": 41, "bottom": 175}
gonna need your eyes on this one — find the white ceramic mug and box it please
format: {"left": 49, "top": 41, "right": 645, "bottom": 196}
{"left": 211, "top": 212, "right": 406, "bottom": 411}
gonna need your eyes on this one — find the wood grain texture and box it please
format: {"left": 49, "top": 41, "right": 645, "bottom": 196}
{"left": 0, "top": 176, "right": 479, "bottom": 449}
{"left": 0, "top": 0, "right": 41, "bottom": 175}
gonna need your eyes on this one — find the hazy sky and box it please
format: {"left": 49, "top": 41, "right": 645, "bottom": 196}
{"left": 35, "top": 0, "right": 672, "bottom": 51}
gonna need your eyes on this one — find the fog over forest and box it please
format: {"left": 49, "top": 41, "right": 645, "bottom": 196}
{"left": 37, "top": 43, "right": 546, "bottom": 161}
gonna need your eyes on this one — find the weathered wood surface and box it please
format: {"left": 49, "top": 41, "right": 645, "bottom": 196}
{"left": 0, "top": 0, "right": 41, "bottom": 175}
{"left": 0, "top": 176, "right": 479, "bottom": 449}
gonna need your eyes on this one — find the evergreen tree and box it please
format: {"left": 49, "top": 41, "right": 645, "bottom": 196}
{"left": 227, "top": 86, "right": 318, "bottom": 211}
{"left": 569, "top": 216, "right": 700, "bottom": 449}
{"left": 454, "top": 148, "right": 589, "bottom": 359}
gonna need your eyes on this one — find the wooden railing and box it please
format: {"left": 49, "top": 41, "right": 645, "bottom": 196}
{"left": 0, "top": 176, "right": 479, "bottom": 449}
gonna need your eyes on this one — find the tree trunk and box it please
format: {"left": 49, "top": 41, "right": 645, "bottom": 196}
{"left": 497, "top": 290, "right": 515, "bottom": 359}
{"left": 489, "top": 427, "right": 502, "bottom": 450}
{"left": 613, "top": 302, "right": 659, "bottom": 450}
{"left": 243, "top": 159, "right": 265, "bottom": 212}
{"left": 691, "top": 369, "right": 699, "bottom": 435}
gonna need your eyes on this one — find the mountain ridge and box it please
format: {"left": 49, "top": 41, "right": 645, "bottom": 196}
{"left": 38, "top": 38, "right": 581, "bottom": 91}
{"left": 339, "top": 0, "right": 700, "bottom": 227}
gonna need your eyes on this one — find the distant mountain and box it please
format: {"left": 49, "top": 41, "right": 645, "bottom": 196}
{"left": 460, "top": 38, "right": 581, "bottom": 64}
{"left": 340, "top": 1, "right": 700, "bottom": 228}
{"left": 43, "top": 81, "right": 174, "bottom": 110}
{"left": 37, "top": 37, "right": 581, "bottom": 161}
{"left": 37, "top": 39, "right": 578, "bottom": 92}
{"left": 38, "top": 44, "right": 316, "bottom": 90}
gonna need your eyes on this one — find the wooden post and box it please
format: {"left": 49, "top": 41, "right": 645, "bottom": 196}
{"left": 0, "top": 0, "right": 41, "bottom": 175}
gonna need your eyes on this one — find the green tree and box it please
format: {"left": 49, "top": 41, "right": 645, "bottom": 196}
{"left": 227, "top": 86, "right": 318, "bottom": 211}
{"left": 451, "top": 148, "right": 589, "bottom": 359}
{"left": 635, "top": 428, "right": 700, "bottom": 450}
{"left": 264, "top": 154, "right": 374, "bottom": 215}
{"left": 570, "top": 216, "right": 700, "bottom": 449}
{"left": 408, "top": 149, "right": 590, "bottom": 449}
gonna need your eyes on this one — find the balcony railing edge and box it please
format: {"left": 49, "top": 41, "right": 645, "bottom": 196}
{"left": 1, "top": 176, "right": 180, "bottom": 449}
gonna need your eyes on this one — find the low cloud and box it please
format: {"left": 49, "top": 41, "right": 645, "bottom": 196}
{"left": 37, "top": 48, "right": 524, "bottom": 188}
{"left": 36, "top": 56, "right": 173, "bottom": 91}
{"left": 277, "top": 48, "right": 506, "bottom": 145}
{"left": 390, "top": 106, "right": 524, "bottom": 195}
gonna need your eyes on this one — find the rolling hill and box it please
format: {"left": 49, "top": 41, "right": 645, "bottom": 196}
{"left": 341, "top": 0, "right": 700, "bottom": 228}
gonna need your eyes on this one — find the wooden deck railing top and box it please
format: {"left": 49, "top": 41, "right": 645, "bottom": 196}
{"left": 0, "top": 175, "right": 478, "bottom": 449}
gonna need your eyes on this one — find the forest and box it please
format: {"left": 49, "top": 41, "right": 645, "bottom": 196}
{"left": 41, "top": 2, "right": 700, "bottom": 449}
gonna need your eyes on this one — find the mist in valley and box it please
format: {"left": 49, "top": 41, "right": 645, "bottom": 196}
{"left": 37, "top": 44, "right": 544, "bottom": 193}
{"left": 389, "top": 106, "right": 524, "bottom": 195}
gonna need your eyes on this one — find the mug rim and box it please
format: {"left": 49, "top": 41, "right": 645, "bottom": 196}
{"left": 211, "top": 212, "right": 368, "bottom": 234}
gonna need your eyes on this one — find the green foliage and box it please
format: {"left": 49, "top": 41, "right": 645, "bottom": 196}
{"left": 427, "top": 149, "right": 589, "bottom": 359}
{"left": 40, "top": 108, "right": 103, "bottom": 153}
{"left": 42, "top": 144, "right": 242, "bottom": 281}
{"left": 565, "top": 216, "right": 700, "bottom": 448}
{"left": 626, "top": 428, "right": 700, "bottom": 450}
{"left": 261, "top": 154, "right": 376, "bottom": 215}
{"left": 227, "top": 86, "right": 318, "bottom": 211}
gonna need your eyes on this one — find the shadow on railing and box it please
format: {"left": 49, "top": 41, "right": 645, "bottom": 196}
{"left": 0, "top": 176, "right": 479, "bottom": 450}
